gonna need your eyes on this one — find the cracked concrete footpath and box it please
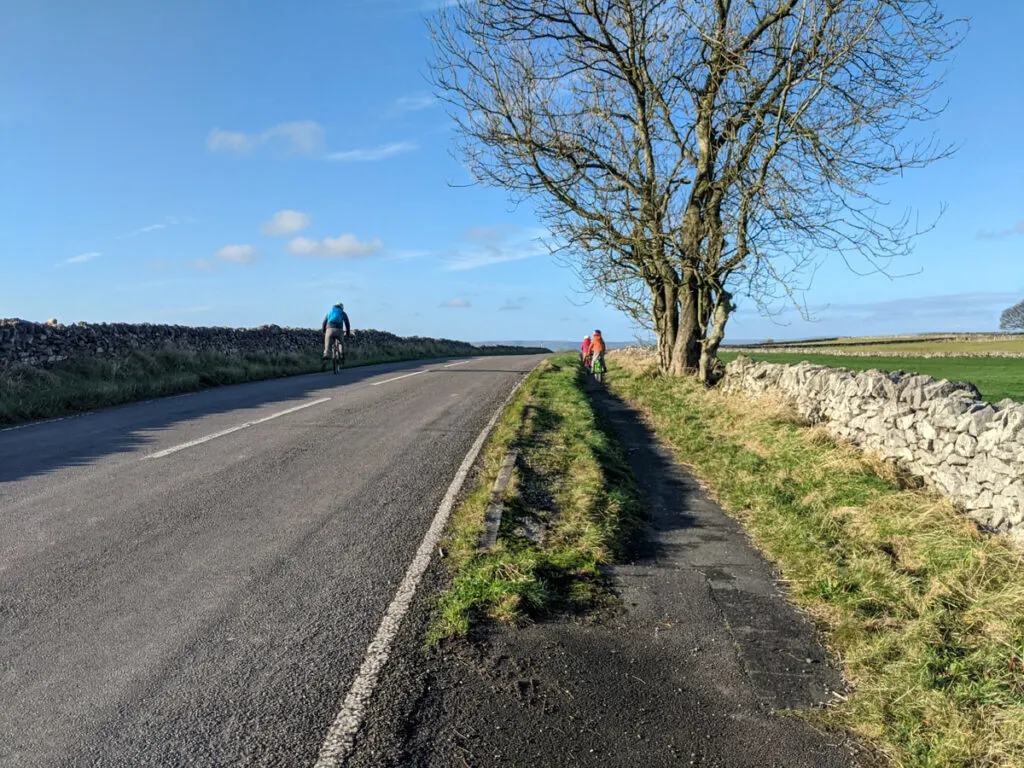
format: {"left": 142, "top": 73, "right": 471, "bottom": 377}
{"left": 348, "top": 382, "right": 860, "bottom": 768}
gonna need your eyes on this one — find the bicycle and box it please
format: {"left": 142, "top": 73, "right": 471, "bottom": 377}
{"left": 591, "top": 353, "right": 606, "bottom": 383}
{"left": 329, "top": 336, "right": 346, "bottom": 374}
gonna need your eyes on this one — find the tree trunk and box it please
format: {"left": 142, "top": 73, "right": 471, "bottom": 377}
{"left": 668, "top": 271, "right": 701, "bottom": 375}
{"left": 697, "top": 290, "right": 732, "bottom": 385}
{"left": 647, "top": 271, "right": 702, "bottom": 377}
{"left": 651, "top": 279, "right": 679, "bottom": 374}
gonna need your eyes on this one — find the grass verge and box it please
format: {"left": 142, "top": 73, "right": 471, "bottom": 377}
{"left": 609, "top": 350, "right": 1024, "bottom": 768}
{"left": 427, "top": 353, "right": 644, "bottom": 644}
{"left": 0, "top": 343, "right": 547, "bottom": 426}
{"left": 719, "top": 351, "right": 1024, "bottom": 403}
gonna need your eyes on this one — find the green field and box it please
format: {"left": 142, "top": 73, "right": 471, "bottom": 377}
{"left": 794, "top": 338, "right": 1024, "bottom": 355}
{"left": 729, "top": 333, "right": 1024, "bottom": 356}
{"left": 719, "top": 352, "right": 1024, "bottom": 403}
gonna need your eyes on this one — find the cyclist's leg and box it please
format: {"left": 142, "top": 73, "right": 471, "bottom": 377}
{"left": 323, "top": 329, "right": 334, "bottom": 359}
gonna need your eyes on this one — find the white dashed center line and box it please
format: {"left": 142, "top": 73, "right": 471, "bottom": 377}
{"left": 143, "top": 397, "right": 331, "bottom": 459}
{"left": 369, "top": 369, "right": 427, "bottom": 386}
{"left": 442, "top": 360, "right": 472, "bottom": 368}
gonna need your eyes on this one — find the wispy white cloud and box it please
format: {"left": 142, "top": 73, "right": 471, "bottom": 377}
{"left": 440, "top": 298, "right": 471, "bottom": 308}
{"left": 728, "top": 291, "right": 1021, "bottom": 340}
{"left": 63, "top": 251, "right": 101, "bottom": 265}
{"left": 500, "top": 297, "right": 529, "bottom": 311}
{"left": 442, "top": 225, "right": 548, "bottom": 271}
{"left": 207, "top": 121, "right": 325, "bottom": 155}
{"left": 389, "top": 93, "right": 438, "bottom": 116}
{"left": 214, "top": 244, "right": 259, "bottom": 264}
{"left": 977, "top": 220, "right": 1024, "bottom": 241}
{"left": 288, "top": 234, "right": 383, "bottom": 258}
{"left": 207, "top": 130, "right": 253, "bottom": 152}
{"left": 265, "top": 121, "right": 324, "bottom": 154}
{"left": 117, "top": 223, "right": 166, "bottom": 239}
{"left": 261, "top": 209, "right": 311, "bottom": 236}
{"left": 388, "top": 248, "right": 432, "bottom": 260}
{"left": 325, "top": 141, "right": 417, "bottom": 162}
{"left": 116, "top": 216, "right": 185, "bottom": 240}
{"left": 116, "top": 280, "right": 169, "bottom": 292}
{"left": 463, "top": 225, "right": 505, "bottom": 242}
{"left": 190, "top": 258, "right": 217, "bottom": 272}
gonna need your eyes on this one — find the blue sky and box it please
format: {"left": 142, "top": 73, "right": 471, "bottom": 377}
{"left": 0, "top": 0, "right": 1020, "bottom": 343}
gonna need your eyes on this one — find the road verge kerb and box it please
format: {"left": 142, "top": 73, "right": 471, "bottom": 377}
{"left": 479, "top": 449, "right": 518, "bottom": 549}
{"left": 312, "top": 360, "right": 542, "bottom": 767}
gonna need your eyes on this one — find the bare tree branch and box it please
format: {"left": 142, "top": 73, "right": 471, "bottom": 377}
{"left": 431, "top": 0, "right": 965, "bottom": 379}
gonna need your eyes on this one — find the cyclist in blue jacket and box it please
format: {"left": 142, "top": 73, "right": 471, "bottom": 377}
{"left": 321, "top": 302, "right": 351, "bottom": 359}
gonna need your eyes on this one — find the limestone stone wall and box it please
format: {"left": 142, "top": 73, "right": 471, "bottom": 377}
{"left": 0, "top": 318, "right": 478, "bottom": 367}
{"left": 723, "top": 356, "right": 1024, "bottom": 537}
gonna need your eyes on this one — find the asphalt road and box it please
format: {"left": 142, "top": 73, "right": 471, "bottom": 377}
{"left": 0, "top": 354, "right": 543, "bottom": 767}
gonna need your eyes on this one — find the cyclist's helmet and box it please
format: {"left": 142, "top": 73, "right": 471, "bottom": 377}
{"left": 594, "top": 329, "right": 601, "bottom": 334}
{"left": 336, "top": 302, "right": 344, "bottom": 310}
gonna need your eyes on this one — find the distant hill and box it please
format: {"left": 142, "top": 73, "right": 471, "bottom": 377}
{"left": 476, "top": 340, "right": 638, "bottom": 352}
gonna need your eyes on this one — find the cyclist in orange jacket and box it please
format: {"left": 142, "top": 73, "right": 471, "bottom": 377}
{"left": 590, "top": 330, "right": 606, "bottom": 372}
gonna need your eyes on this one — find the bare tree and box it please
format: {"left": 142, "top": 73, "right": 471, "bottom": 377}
{"left": 1001, "top": 299, "right": 1024, "bottom": 331}
{"left": 431, "top": 0, "right": 963, "bottom": 379}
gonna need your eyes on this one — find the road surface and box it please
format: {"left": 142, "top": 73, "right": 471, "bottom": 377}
{"left": 0, "top": 355, "right": 542, "bottom": 767}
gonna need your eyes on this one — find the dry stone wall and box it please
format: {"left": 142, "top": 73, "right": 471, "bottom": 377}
{"left": 723, "top": 356, "right": 1024, "bottom": 538}
{"left": 0, "top": 318, "right": 479, "bottom": 368}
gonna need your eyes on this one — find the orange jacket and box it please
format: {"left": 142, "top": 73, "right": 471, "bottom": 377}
{"left": 591, "top": 333, "right": 606, "bottom": 353}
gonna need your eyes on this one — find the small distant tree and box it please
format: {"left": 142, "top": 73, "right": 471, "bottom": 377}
{"left": 1001, "top": 299, "right": 1024, "bottom": 331}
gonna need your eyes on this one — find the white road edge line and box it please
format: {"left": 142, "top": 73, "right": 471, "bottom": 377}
{"left": 442, "top": 360, "right": 472, "bottom": 368}
{"left": 313, "top": 365, "right": 536, "bottom": 768}
{"left": 369, "top": 369, "right": 427, "bottom": 386}
{"left": 143, "top": 397, "right": 331, "bottom": 460}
